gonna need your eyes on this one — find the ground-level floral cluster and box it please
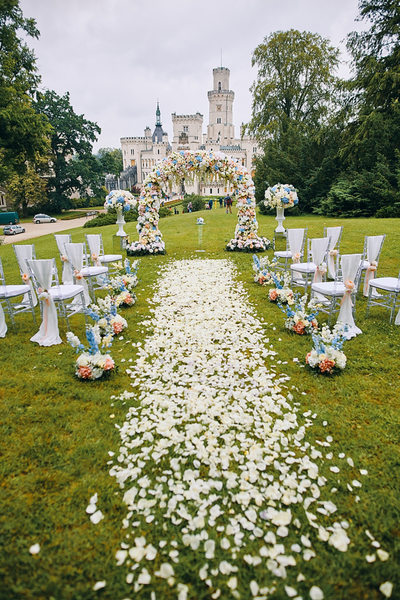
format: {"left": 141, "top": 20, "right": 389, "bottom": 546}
{"left": 106, "top": 259, "right": 389, "bottom": 598}
{"left": 66, "top": 259, "right": 139, "bottom": 380}
{"left": 253, "top": 255, "right": 348, "bottom": 374}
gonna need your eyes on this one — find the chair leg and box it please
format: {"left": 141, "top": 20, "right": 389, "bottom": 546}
{"left": 389, "top": 292, "right": 397, "bottom": 324}
{"left": 4, "top": 297, "right": 16, "bottom": 327}
{"left": 366, "top": 286, "right": 373, "bottom": 318}
{"left": 27, "top": 291, "right": 36, "bottom": 324}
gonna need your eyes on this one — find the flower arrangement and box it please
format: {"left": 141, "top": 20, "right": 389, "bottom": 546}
{"left": 104, "top": 190, "right": 137, "bottom": 213}
{"left": 264, "top": 184, "right": 299, "bottom": 209}
{"left": 86, "top": 297, "right": 128, "bottom": 337}
{"left": 126, "top": 150, "right": 270, "bottom": 255}
{"left": 253, "top": 254, "right": 277, "bottom": 285}
{"left": 67, "top": 325, "right": 115, "bottom": 381}
{"left": 267, "top": 273, "right": 295, "bottom": 305}
{"left": 306, "top": 324, "right": 347, "bottom": 374}
{"left": 278, "top": 294, "right": 321, "bottom": 335}
{"left": 108, "top": 260, "right": 138, "bottom": 307}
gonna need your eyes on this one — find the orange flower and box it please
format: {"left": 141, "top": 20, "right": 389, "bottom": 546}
{"left": 103, "top": 357, "right": 115, "bottom": 371}
{"left": 293, "top": 321, "right": 305, "bottom": 335}
{"left": 319, "top": 359, "right": 335, "bottom": 374}
{"left": 22, "top": 273, "right": 30, "bottom": 282}
{"left": 112, "top": 321, "right": 124, "bottom": 334}
{"left": 269, "top": 289, "right": 278, "bottom": 301}
{"left": 305, "top": 352, "right": 312, "bottom": 364}
{"left": 78, "top": 365, "right": 92, "bottom": 379}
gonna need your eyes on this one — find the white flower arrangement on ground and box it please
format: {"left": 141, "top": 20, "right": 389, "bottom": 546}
{"left": 87, "top": 297, "right": 128, "bottom": 337}
{"left": 253, "top": 254, "right": 278, "bottom": 285}
{"left": 67, "top": 325, "right": 115, "bottom": 381}
{"left": 278, "top": 294, "right": 321, "bottom": 335}
{"left": 107, "top": 258, "right": 138, "bottom": 307}
{"left": 306, "top": 324, "right": 347, "bottom": 374}
{"left": 264, "top": 183, "right": 299, "bottom": 209}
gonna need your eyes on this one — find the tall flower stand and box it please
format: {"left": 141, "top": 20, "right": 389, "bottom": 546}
{"left": 275, "top": 206, "right": 286, "bottom": 233}
{"left": 115, "top": 208, "right": 127, "bottom": 237}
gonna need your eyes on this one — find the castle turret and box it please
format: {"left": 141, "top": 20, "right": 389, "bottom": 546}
{"left": 206, "top": 67, "right": 235, "bottom": 143}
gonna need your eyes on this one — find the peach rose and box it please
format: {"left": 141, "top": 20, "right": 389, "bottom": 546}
{"left": 103, "top": 357, "right": 115, "bottom": 371}
{"left": 293, "top": 321, "right": 305, "bottom": 335}
{"left": 112, "top": 321, "right": 124, "bottom": 334}
{"left": 269, "top": 289, "right": 278, "bottom": 301}
{"left": 78, "top": 366, "right": 92, "bottom": 379}
{"left": 319, "top": 358, "right": 335, "bottom": 374}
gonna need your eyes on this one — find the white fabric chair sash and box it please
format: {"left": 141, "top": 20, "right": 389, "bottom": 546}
{"left": 311, "top": 238, "right": 329, "bottom": 283}
{"left": 363, "top": 235, "right": 384, "bottom": 296}
{"left": 326, "top": 227, "right": 341, "bottom": 279}
{"left": 64, "top": 243, "right": 91, "bottom": 305}
{"left": 86, "top": 234, "right": 102, "bottom": 266}
{"left": 0, "top": 303, "right": 7, "bottom": 338}
{"left": 55, "top": 235, "right": 73, "bottom": 284}
{"left": 337, "top": 254, "right": 362, "bottom": 339}
{"left": 14, "top": 245, "right": 38, "bottom": 307}
{"left": 288, "top": 229, "right": 305, "bottom": 263}
{"left": 29, "top": 259, "right": 62, "bottom": 346}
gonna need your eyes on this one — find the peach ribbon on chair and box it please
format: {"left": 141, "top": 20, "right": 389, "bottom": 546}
{"left": 29, "top": 259, "right": 62, "bottom": 346}
{"left": 337, "top": 253, "right": 363, "bottom": 339}
{"left": 363, "top": 260, "right": 377, "bottom": 296}
{"left": 292, "top": 252, "right": 301, "bottom": 264}
{"left": 341, "top": 279, "right": 354, "bottom": 305}
{"left": 313, "top": 262, "right": 327, "bottom": 284}
{"left": 91, "top": 252, "right": 101, "bottom": 267}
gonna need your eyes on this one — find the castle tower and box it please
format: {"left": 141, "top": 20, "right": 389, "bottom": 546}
{"left": 207, "top": 67, "right": 235, "bottom": 143}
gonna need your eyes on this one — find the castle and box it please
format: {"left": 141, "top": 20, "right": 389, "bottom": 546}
{"left": 120, "top": 66, "right": 260, "bottom": 196}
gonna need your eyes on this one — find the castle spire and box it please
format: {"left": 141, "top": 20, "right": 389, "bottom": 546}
{"left": 156, "top": 101, "right": 161, "bottom": 126}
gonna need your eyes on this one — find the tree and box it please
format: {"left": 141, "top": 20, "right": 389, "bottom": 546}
{"left": 97, "top": 147, "right": 123, "bottom": 178}
{"left": 0, "top": 0, "right": 50, "bottom": 182}
{"left": 34, "top": 90, "right": 101, "bottom": 211}
{"left": 249, "top": 30, "right": 341, "bottom": 212}
{"left": 7, "top": 160, "right": 48, "bottom": 216}
{"left": 248, "top": 30, "right": 340, "bottom": 140}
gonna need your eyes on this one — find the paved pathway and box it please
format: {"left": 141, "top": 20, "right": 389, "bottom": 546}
{"left": 2, "top": 215, "right": 96, "bottom": 245}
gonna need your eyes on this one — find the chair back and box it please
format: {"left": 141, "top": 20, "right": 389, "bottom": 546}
{"left": 64, "top": 242, "right": 88, "bottom": 272}
{"left": 54, "top": 234, "right": 72, "bottom": 258}
{"left": 13, "top": 244, "right": 36, "bottom": 276}
{"left": 341, "top": 254, "right": 363, "bottom": 291}
{"left": 27, "top": 258, "right": 58, "bottom": 292}
{"left": 324, "top": 226, "right": 343, "bottom": 251}
{"left": 287, "top": 228, "right": 307, "bottom": 258}
{"left": 309, "top": 237, "right": 330, "bottom": 266}
{"left": 362, "top": 234, "right": 385, "bottom": 265}
{"left": 0, "top": 257, "right": 6, "bottom": 288}
{"left": 85, "top": 234, "right": 104, "bottom": 259}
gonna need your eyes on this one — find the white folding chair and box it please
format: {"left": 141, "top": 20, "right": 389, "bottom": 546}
{"left": 85, "top": 233, "right": 122, "bottom": 272}
{"left": 27, "top": 258, "right": 86, "bottom": 333}
{"left": 64, "top": 242, "right": 109, "bottom": 304}
{"left": 273, "top": 228, "right": 307, "bottom": 272}
{"left": 290, "top": 237, "right": 330, "bottom": 292}
{"left": 323, "top": 226, "right": 343, "bottom": 279}
{"left": 0, "top": 256, "right": 36, "bottom": 330}
{"left": 311, "top": 254, "right": 363, "bottom": 338}
{"left": 359, "top": 234, "right": 386, "bottom": 296}
{"left": 366, "top": 270, "right": 400, "bottom": 324}
{"left": 13, "top": 244, "right": 38, "bottom": 307}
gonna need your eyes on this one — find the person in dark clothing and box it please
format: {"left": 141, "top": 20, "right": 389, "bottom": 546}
{"left": 225, "top": 195, "right": 233, "bottom": 213}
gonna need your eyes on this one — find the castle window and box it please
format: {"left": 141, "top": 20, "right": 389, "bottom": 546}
{"left": 131, "top": 149, "right": 134, "bottom": 155}
{"left": 158, "top": 149, "right": 160, "bottom": 154}
{"left": 253, "top": 147, "right": 257, "bottom": 153}
{"left": 194, "top": 136, "right": 198, "bottom": 140}
{"left": 210, "top": 188, "right": 212, "bottom": 194}
{"left": 217, "top": 118, "right": 221, "bottom": 124}
{"left": 183, "top": 126, "right": 188, "bottom": 132}
{"left": 218, "top": 82, "right": 221, "bottom": 91}
{"left": 217, "top": 105, "right": 221, "bottom": 111}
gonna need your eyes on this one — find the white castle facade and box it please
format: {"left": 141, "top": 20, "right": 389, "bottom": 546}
{"left": 120, "top": 66, "right": 260, "bottom": 196}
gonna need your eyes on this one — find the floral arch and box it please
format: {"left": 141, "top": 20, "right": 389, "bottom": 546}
{"left": 127, "top": 150, "right": 270, "bottom": 255}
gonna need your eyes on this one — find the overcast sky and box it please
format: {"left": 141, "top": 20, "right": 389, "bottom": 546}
{"left": 20, "top": 0, "right": 364, "bottom": 152}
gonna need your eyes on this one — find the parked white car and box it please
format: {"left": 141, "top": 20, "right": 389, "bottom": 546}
{"left": 33, "top": 213, "right": 57, "bottom": 224}
{"left": 3, "top": 224, "right": 26, "bottom": 235}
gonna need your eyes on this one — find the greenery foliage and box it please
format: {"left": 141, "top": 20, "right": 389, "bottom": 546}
{"left": 182, "top": 194, "right": 206, "bottom": 212}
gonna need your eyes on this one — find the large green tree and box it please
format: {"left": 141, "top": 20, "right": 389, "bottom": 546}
{"left": 249, "top": 30, "right": 341, "bottom": 212}
{"left": 97, "top": 147, "right": 123, "bottom": 178}
{"left": 0, "top": 0, "right": 50, "bottom": 182}
{"left": 34, "top": 90, "right": 101, "bottom": 211}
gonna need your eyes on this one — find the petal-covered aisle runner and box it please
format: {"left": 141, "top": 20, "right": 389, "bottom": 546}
{"left": 109, "top": 259, "right": 370, "bottom": 599}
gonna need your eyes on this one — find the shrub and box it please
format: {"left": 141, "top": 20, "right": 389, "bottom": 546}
{"left": 84, "top": 207, "right": 138, "bottom": 228}
{"left": 182, "top": 194, "right": 206, "bottom": 212}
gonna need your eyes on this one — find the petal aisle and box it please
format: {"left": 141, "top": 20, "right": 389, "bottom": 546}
{"left": 109, "top": 259, "right": 389, "bottom": 599}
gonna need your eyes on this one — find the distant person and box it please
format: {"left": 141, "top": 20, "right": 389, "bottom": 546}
{"left": 187, "top": 201, "right": 193, "bottom": 213}
{"left": 209, "top": 198, "right": 213, "bottom": 210}
{"left": 225, "top": 194, "right": 233, "bottom": 214}
{"left": 219, "top": 197, "right": 223, "bottom": 208}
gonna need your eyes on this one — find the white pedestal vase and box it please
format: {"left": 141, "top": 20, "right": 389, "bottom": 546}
{"left": 275, "top": 206, "right": 286, "bottom": 233}
{"left": 116, "top": 208, "right": 127, "bottom": 237}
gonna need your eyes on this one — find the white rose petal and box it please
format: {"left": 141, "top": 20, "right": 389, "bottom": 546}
{"left": 379, "top": 582, "right": 393, "bottom": 598}
{"left": 93, "top": 581, "right": 106, "bottom": 591}
{"left": 29, "top": 543, "right": 40, "bottom": 555}
{"left": 309, "top": 586, "right": 324, "bottom": 599}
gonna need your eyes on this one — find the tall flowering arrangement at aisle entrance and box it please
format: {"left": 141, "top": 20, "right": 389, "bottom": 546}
{"left": 264, "top": 183, "right": 299, "bottom": 209}
{"left": 306, "top": 324, "right": 347, "bottom": 374}
{"left": 126, "top": 150, "right": 270, "bottom": 255}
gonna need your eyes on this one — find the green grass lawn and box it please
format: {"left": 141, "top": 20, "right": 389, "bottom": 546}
{"left": 0, "top": 208, "right": 399, "bottom": 600}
